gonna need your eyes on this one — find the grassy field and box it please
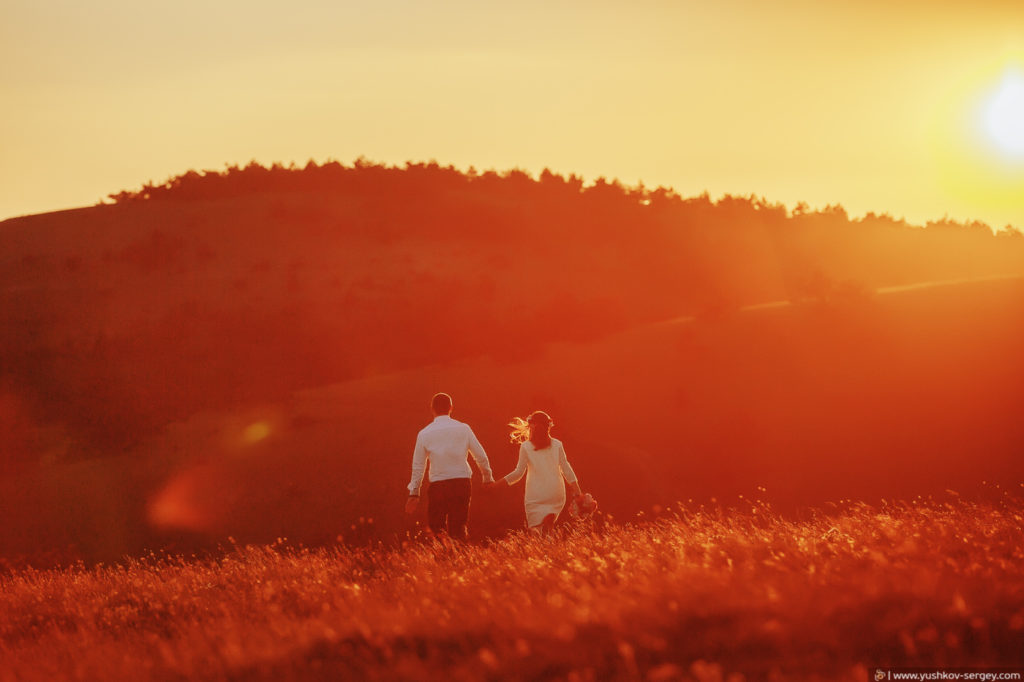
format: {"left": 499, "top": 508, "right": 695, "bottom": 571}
{"left": 2, "top": 495, "right": 1022, "bottom": 681}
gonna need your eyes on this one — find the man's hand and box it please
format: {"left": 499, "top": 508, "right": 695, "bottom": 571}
{"left": 405, "top": 496, "right": 419, "bottom": 514}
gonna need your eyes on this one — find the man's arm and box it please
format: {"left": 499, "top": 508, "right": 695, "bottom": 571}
{"left": 408, "top": 434, "right": 428, "bottom": 497}
{"left": 406, "top": 436, "right": 428, "bottom": 514}
{"left": 467, "top": 427, "right": 494, "bottom": 483}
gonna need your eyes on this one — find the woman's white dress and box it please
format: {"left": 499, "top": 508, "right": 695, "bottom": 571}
{"left": 504, "top": 438, "right": 578, "bottom": 528}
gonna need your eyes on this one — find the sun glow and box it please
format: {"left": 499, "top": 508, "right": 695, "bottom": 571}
{"left": 984, "top": 70, "right": 1024, "bottom": 158}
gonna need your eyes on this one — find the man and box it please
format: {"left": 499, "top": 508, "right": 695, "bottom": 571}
{"left": 406, "top": 392, "right": 494, "bottom": 539}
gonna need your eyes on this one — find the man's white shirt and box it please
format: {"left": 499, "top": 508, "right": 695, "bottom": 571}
{"left": 408, "top": 415, "right": 494, "bottom": 495}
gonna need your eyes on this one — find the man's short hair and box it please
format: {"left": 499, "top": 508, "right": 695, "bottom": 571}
{"left": 431, "top": 392, "right": 453, "bottom": 414}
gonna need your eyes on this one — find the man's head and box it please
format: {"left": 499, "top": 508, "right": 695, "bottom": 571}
{"left": 431, "top": 392, "right": 453, "bottom": 416}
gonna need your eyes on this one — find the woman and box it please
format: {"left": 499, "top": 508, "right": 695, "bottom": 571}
{"left": 496, "top": 411, "right": 587, "bottom": 533}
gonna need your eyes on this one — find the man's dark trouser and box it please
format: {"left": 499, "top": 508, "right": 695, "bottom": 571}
{"left": 427, "top": 477, "right": 472, "bottom": 540}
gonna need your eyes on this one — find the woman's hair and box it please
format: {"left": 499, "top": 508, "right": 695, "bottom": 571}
{"left": 508, "top": 411, "right": 553, "bottom": 448}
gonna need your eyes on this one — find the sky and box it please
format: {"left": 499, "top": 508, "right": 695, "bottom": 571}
{"left": 2, "top": 0, "right": 1023, "bottom": 229}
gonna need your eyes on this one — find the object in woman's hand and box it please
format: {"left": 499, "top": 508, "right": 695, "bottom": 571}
{"left": 570, "top": 493, "right": 598, "bottom": 518}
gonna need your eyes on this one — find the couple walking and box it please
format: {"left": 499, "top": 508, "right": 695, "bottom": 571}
{"left": 406, "top": 392, "right": 593, "bottom": 539}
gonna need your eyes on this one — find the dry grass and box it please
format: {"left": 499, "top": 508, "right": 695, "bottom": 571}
{"left": 2, "top": 496, "right": 1023, "bottom": 682}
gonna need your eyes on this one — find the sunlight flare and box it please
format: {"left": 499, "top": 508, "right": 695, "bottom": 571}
{"left": 147, "top": 471, "right": 210, "bottom": 531}
{"left": 243, "top": 421, "right": 271, "bottom": 444}
{"left": 984, "top": 70, "right": 1024, "bottom": 158}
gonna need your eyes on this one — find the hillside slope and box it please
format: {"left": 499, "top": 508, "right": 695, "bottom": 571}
{"left": 1, "top": 276, "right": 1021, "bottom": 562}
{"left": 2, "top": 162, "right": 1022, "bottom": 460}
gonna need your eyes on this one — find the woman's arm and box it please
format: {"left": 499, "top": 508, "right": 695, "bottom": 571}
{"left": 557, "top": 441, "right": 581, "bottom": 496}
{"left": 503, "top": 444, "right": 529, "bottom": 486}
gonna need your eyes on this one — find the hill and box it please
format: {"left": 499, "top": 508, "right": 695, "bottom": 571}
{"left": 1, "top": 160, "right": 1023, "bottom": 563}
{"left": 1, "top": 274, "right": 1021, "bottom": 564}
{"left": 2, "top": 161, "right": 1022, "bottom": 455}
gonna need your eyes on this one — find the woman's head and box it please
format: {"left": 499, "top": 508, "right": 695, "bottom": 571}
{"left": 527, "top": 411, "right": 553, "bottom": 433}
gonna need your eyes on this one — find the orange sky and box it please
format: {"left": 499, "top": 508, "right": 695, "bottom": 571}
{"left": 2, "top": 0, "right": 1023, "bottom": 228}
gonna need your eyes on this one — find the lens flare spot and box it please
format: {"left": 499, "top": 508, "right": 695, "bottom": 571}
{"left": 148, "top": 469, "right": 212, "bottom": 531}
{"left": 244, "top": 421, "right": 271, "bottom": 444}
